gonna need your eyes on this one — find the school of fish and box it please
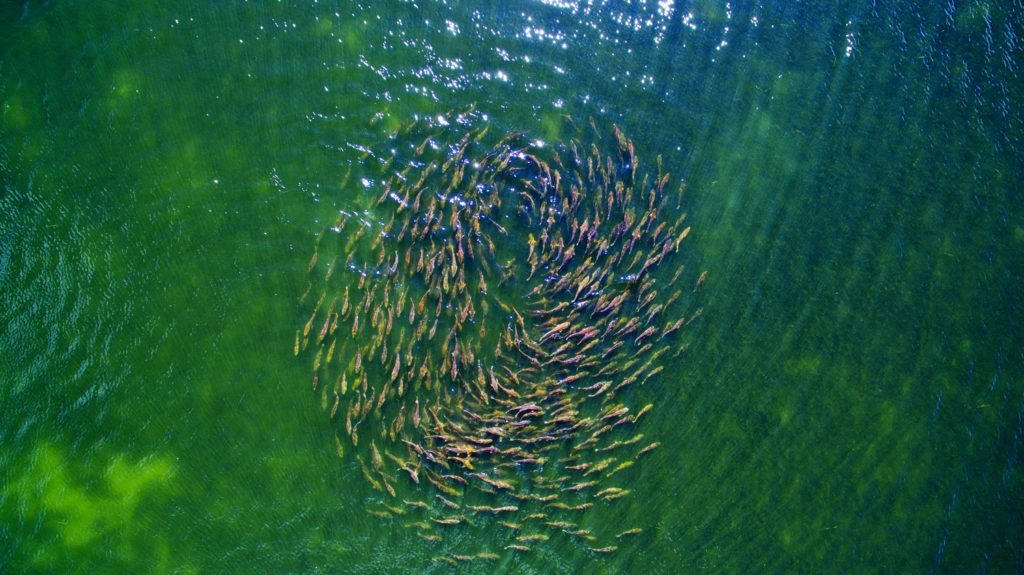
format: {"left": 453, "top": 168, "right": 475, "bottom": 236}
{"left": 295, "top": 108, "right": 704, "bottom": 561}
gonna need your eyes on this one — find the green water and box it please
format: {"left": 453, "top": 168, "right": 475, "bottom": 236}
{"left": 1, "top": 1, "right": 1021, "bottom": 573}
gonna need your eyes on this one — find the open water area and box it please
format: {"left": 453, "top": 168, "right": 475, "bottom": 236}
{"left": 1, "top": 1, "right": 1022, "bottom": 573}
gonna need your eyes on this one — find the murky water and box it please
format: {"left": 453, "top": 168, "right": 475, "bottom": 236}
{"left": 1, "top": 1, "right": 1021, "bottom": 573}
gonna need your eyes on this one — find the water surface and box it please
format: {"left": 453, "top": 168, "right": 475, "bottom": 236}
{"left": 1, "top": 1, "right": 1022, "bottom": 573}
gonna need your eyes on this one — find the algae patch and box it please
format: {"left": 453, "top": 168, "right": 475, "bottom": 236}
{"left": 2, "top": 443, "right": 178, "bottom": 571}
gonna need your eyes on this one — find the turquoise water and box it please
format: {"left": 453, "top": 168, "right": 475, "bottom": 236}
{"left": 1, "top": 1, "right": 1021, "bottom": 573}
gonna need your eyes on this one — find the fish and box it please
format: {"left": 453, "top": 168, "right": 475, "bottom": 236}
{"left": 467, "top": 504, "right": 518, "bottom": 514}
{"left": 600, "top": 488, "right": 630, "bottom": 500}
{"left": 391, "top": 354, "right": 401, "bottom": 382}
{"left": 635, "top": 325, "right": 658, "bottom": 345}
{"left": 662, "top": 317, "right": 685, "bottom": 338}
{"left": 566, "top": 528, "right": 596, "bottom": 540}
{"left": 370, "top": 441, "right": 383, "bottom": 470}
{"left": 325, "top": 339, "right": 336, "bottom": 365}
{"left": 583, "top": 458, "right": 615, "bottom": 476}
{"left": 358, "top": 458, "right": 382, "bottom": 491}
{"left": 563, "top": 480, "right": 598, "bottom": 492}
{"left": 638, "top": 442, "right": 660, "bottom": 457}
{"left": 596, "top": 487, "right": 624, "bottom": 498}
{"left": 538, "top": 321, "right": 571, "bottom": 343}
{"left": 426, "top": 473, "right": 461, "bottom": 497}
{"left": 431, "top": 516, "right": 465, "bottom": 526}
{"left": 298, "top": 281, "right": 313, "bottom": 305}
{"left": 307, "top": 247, "right": 318, "bottom": 272}
{"left": 641, "top": 365, "right": 664, "bottom": 384}
{"left": 383, "top": 503, "right": 407, "bottom": 516}
{"left": 587, "top": 381, "right": 612, "bottom": 398}
{"left": 436, "top": 495, "right": 460, "bottom": 510}
{"left": 607, "top": 460, "right": 634, "bottom": 477}
{"left": 631, "top": 404, "right": 653, "bottom": 423}
{"left": 506, "top": 544, "right": 531, "bottom": 552}
{"left": 401, "top": 465, "right": 419, "bottom": 484}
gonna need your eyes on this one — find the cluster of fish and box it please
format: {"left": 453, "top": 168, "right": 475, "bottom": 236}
{"left": 296, "top": 109, "right": 704, "bottom": 561}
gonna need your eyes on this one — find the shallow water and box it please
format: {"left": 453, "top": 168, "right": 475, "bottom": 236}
{"left": 1, "top": 1, "right": 1022, "bottom": 573}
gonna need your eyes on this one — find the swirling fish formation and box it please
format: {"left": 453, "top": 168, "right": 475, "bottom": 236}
{"left": 296, "top": 109, "right": 704, "bottom": 562}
